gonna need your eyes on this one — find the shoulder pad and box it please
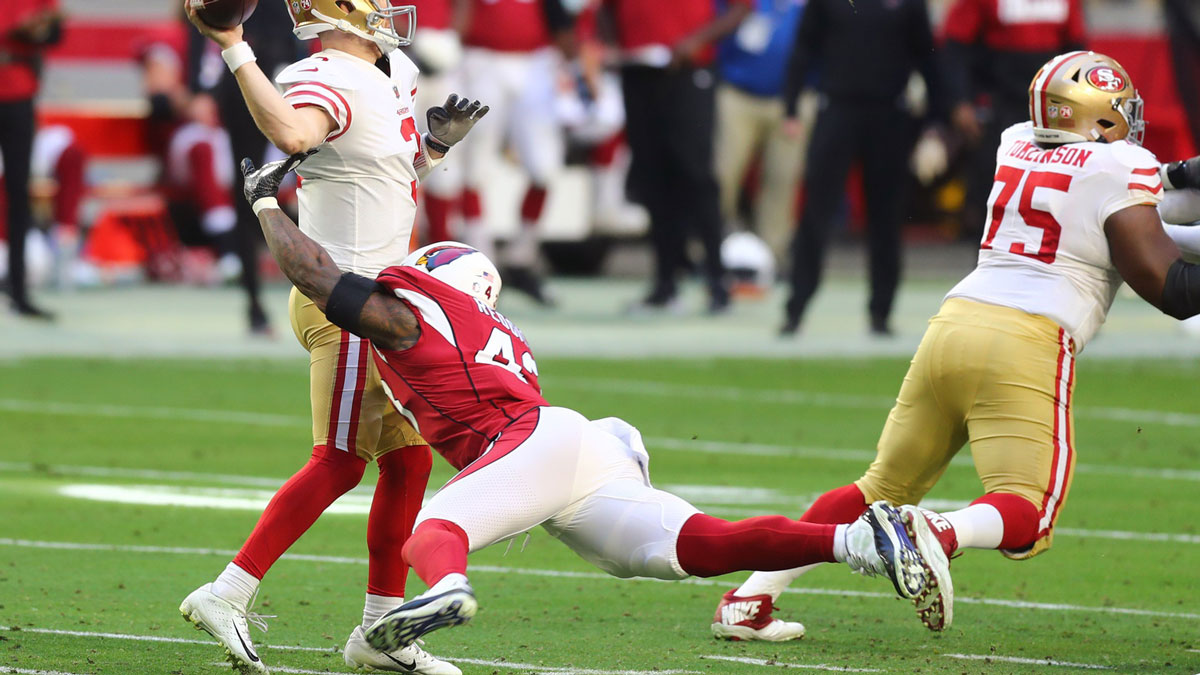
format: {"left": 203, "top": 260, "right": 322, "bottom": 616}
{"left": 276, "top": 54, "right": 368, "bottom": 91}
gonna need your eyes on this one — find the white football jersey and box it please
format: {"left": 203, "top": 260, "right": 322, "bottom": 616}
{"left": 947, "top": 122, "right": 1163, "bottom": 349}
{"left": 277, "top": 49, "right": 426, "bottom": 277}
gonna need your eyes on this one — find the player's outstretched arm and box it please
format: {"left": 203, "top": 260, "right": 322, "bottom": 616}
{"left": 242, "top": 154, "right": 421, "bottom": 351}
{"left": 1106, "top": 204, "right": 1200, "bottom": 319}
{"left": 183, "top": 1, "right": 335, "bottom": 154}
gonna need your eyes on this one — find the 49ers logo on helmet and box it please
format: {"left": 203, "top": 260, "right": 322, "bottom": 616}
{"left": 1086, "top": 67, "right": 1125, "bottom": 92}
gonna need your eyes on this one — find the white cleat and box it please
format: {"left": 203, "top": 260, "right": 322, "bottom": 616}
{"left": 846, "top": 501, "right": 928, "bottom": 600}
{"left": 365, "top": 578, "right": 477, "bottom": 653}
{"left": 900, "top": 505, "right": 955, "bottom": 631}
{"left": 179, "top": 583, "right": 269, "bottom": 674}
{"left": 710, "top": 589, "right": 806, "bottom": 642}
{"left": 344, "top": 625, "right": 462, "bottom": 674}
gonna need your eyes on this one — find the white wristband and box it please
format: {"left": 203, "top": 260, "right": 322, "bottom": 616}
{"left": 222, "top": 42, "right": 256, "bottom": 74}
{"left": 251, "top": 197, "right": 279, "bottom": 216}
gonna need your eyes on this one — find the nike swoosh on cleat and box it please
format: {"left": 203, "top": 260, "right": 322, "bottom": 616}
{"left": 235, "top": 627, "right": 260, "bottom": 662}
{"left": 383, "top": 651, "right": 418, "bottom": 671}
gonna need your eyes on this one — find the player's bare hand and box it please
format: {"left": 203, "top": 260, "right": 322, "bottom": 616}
{"left": 184, "top": 0, "right": 244, "bottom": 50}
{"left": 425, "top": 94, "right": 490, "bottom": 153}
{"left": 241, "top": 150, "right": 317, "bottom": 206}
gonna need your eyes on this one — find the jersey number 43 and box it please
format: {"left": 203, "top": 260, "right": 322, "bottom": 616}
{"left": 981, "top": 166, "right": 1073, "bottom": 264}
{"left": 475, "top": 328, "right": 539, "bottom": 383}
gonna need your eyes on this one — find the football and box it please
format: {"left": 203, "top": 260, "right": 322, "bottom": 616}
{"left": 192, "top": 0, "right": 258, "bottom": 29}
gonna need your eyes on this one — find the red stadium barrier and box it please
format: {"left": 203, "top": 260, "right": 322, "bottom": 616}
{"left": 47, "top": 19, "right": 184, "bottom": 62}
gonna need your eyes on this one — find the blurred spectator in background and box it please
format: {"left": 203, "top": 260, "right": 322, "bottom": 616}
{"left": 140, "top": 43, "right": 242, "bottom": 284}
{"left": 781, "top": 0, "right": 939, "bottom": 336}
{"left": 187, "top": 0, "right": 304, "bottom": 334}
{"left": 714, "top": 0, "right": 809, "bottom": 268}
{"left": 598, "top": 0, "right": 751, "bottom": 314}
{"left": 457, "top": 0, "right": 574, "bottom": 305}
{"left": 943, "top": 0, "right": 1084, "bottom": 240}
{"left": 0, "top": 0, "right": 61, "bottom": 319}
{"left": 1166, "top": 0, "right": 1200, "bottom": 152}
{"left": 407, "top": 0, "right": 465, "bottom": 245}
{"left": 165, "top": 95, "right": 242, "bottom": 282}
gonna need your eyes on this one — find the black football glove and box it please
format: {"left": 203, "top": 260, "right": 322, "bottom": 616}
{"left": 1164, "top": 156, "right": 1200, "bottom": 191}
{"left": 425, "top": 94, "right": 489, "bottom": 154}
{"left": 240, "top": 150, "right": 317, "bottom": 206}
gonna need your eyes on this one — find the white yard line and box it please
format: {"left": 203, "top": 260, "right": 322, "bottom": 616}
{"left": 2, "top": 538, "right": 1198, "bottom": 622}
{"left": 2, "top": 626, "right": 700, "bottom": 675}
{"left": 700, "top": 655, "right": 881, "bottom": 672}
{"left": 31, "top": 480, "right": 1200, "bottom": 545}
{"left": 550, "top": 377, "right": 1200, "bottom": 429}
{"left": 0, "top": 669, "right": 94, "bottom": 675}
{"left": 942, "top": 653, "right": 1114, "bottom": 669}
{"left": 5, "top": 396, "right": 1200, "bottom": 482}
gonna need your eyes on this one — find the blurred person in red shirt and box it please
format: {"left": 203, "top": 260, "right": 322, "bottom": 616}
{"left": 943, "top": 0, "right": 1085, "bottom": 238}
{"left": 593, "top": 0, "right": 752, "bottom": 313}
{"left": 454, "top": 0, "right": 577, "bottom": 305}
{"left": 0, "top": 0, "right": 61, "bottom": 318}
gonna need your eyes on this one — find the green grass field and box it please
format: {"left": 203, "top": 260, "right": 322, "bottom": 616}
{"left": 2, "top": 356, "right": 1199, "bottom": 675}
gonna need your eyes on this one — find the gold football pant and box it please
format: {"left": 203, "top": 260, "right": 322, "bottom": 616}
{"left": 855, "top": 298, "right": 1077, "bottom": 559}
{"left": 288, "top": 287, "right": 425, "bottom": 461}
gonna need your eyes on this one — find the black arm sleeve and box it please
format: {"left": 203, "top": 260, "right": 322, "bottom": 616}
{"left": 783, "top": 0, "right": 823, "bottom": 117}
{"left": 1161, "top": 258, "right": 1200, "bottom": 319}
{"left": 326, "top": 273, "right": 385, "bottom": 335}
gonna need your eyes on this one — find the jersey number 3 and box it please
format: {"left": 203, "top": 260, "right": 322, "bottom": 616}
{"left": 981, "top": 166, "right": 1073, "bottom": 264}
{"left": 475, "top": 328, "right": 538, "bottom": 383}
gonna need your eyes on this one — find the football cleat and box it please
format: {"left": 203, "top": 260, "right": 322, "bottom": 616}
{"left": 710, "top": 589, "right": 806, "bottom": 642}
{"left": 365, "top": 579, "right": 477, "bottom": 653}
{"left": 179, "top": 583, "right": 270, "bottom": 674}
{"left": 900, "top": 505, "right": 955, "bottom": 631}
{"left": 846, "top": 501, "right": 928, "bottom": 600}
{"left": 344, "top": 625, "right": 462, "bottom": 674}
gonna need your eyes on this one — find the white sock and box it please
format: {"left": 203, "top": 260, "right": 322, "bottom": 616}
{"left": 362, "top": 593, "right": 405, "bottom": 630}
{"left": 735, "top": 561, "right": 826, "bottom": 603}
{"left": 943, "top": 503, "right": 1004, "bottom": 549}
{"left": 832, "top": 523, "right": 849, "bottom": 562}
{"left": 426, "top": 572, "right": 470, "bottom": 596}
{"left": 211, "top": 562, "right": 259, "bottom": 609}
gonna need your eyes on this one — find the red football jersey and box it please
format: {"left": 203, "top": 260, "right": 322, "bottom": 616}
{"left": 942, "top": 0, "right": 1085, "bottom": 51}
{"left": 405, "top": 0, "right": 452, "bottom": 31}
{"left": 463, "top": 0, "right": 551, "bottom": 52}
{"left": 372, "top": 266, "right": 548, "bottom": 470}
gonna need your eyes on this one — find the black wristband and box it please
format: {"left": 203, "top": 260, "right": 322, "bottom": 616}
{"left": 1161, "top": 258, "right": 1200, "bottom": 320}
{"left": 424, "top": 132, "right": 451, "bottom": 155}
{"left": 326, "top": 273, "right": 382, "bottom": 335}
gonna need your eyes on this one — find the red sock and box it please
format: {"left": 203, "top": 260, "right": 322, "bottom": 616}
{"left": 367, "top": 446, "right": 433, "bottom": 597}
{"left": 800, "top": 483, "right": 870, "bottom": 524}
{"left": 461, "top": 188, "right": 483, "bottom": 221}
{"left": 423, "top": 194, "right": 457, "bottom": 243}
{"left": 403, "top": 519, "right": 469, "bottom": 587}
{"left": 520, "top": 185, "right": 548, "bottom": 223}
{"left": 973, "top": 492, "right": 1040, "bottom": 550}
{"left": 233, "top": 445, "right": 366, "bottom": 578}
{"left": 675, "top": 513, "right": 837, "bottom": 578}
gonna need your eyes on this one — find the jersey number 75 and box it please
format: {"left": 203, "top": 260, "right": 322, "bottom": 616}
{"left": 981, "top": 166, "right": 1074, "bottom": 264}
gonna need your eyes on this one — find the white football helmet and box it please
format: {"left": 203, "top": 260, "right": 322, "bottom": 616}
{"left": 402, "top": 242, "right": 502, "bottom": 309}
